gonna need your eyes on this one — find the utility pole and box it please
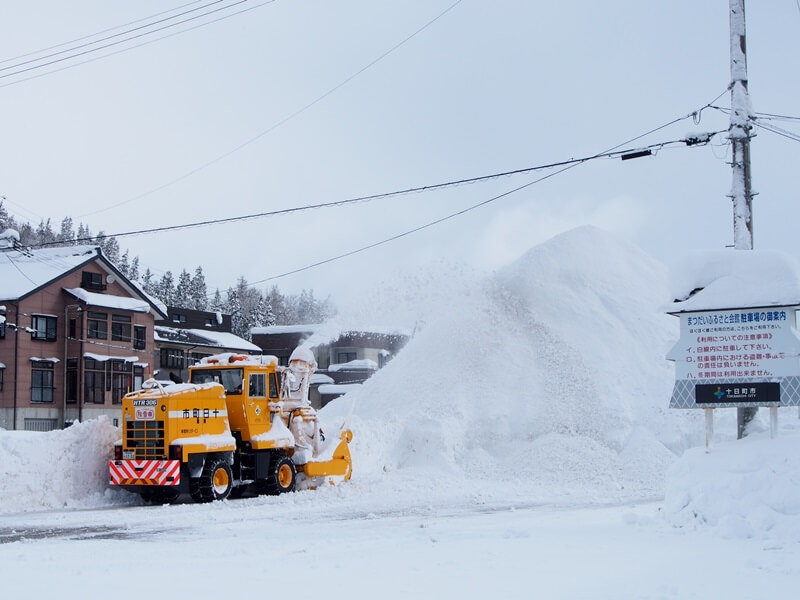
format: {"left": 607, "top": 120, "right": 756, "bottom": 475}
{"left": 728, "top": 0, "right": 757, "bottom": 438}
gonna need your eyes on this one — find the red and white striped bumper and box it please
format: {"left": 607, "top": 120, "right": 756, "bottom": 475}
{"left": 109, "top": 460, "right": 181, "bottom": 486}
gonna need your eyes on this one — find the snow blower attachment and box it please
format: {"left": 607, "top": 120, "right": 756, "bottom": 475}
{"left": 109, "top": 347, "right": 353, "bottom": 503}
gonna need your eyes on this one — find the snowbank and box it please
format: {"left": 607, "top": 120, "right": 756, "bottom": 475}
{"left": 0, "top": 418, "right": 124, "bottom": 513}
{"left": 663, "top": 423, "right": 800, "bottom": 542}
{"left": 327, "top": 226, "right": 702, "bottom": 502}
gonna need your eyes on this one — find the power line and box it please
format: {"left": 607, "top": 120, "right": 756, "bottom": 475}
{"left": 0, "top": 1, "right": 207, "bottom": 66}
{"left": 78, "top": 0, "right": 465, "bottom": 218}
{"left": 0, "top": 1, "right": 275, "bottom": 89}
{"left": 250, "top": 127, "right": 724, "bottom": 285}
{"left": 756, "top": 121, "right": 800, "bottom": 144}
{"left": 0, "top": 0, "right": 250, "bottom": 81}
{"left": 33, "top": 133, "right": 720, "bottom": 250}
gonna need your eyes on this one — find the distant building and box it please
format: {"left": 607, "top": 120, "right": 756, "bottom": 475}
{"left": 0, "top": 242, "right": 167, "bottom": 430}
{"left": 154, "top": 307, "right": 260, "bottom": 383}
{"left": 250, "top": 325, "right": 409, "bottom": 407}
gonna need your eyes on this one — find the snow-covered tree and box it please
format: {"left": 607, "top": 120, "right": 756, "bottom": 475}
{"left": 57, "top": 217, "right": 75, "bottom": 246}
{"left": 158, "top": 271, "right": 176, "bottom": 306}
{"left": 174, "top": 269, "right": 192, "bottom": 308}
{"left": 76, "top": 223, "right": 91, "bottom": 244}
{"left": 142, "top": 269, "right": 155, "bottom": 296}
{"left": 35, "top": 219, "right": 56, "bottom": 246}
{"left": 129, "top": 256, "right": 140, "bottom": 281}
{"left": 210, "top": 288, "right": 224, "bottom": 312}
{"left": 118, "top": 250, "right": 130, "bottom": 277}
{"left": 190, "top": 266, "right": 208, "bottom": 310}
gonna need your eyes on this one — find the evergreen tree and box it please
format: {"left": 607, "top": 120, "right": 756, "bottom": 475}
{"left": 18, "top": 222, "right": 35, "bottom": 245}
{"left": 57, "top": 217, "right": 75, "bottom": 246}
{"left": 76, "top": 223, "right": 91, "bottom": 244}
{"left": 190, "top": 266, "right": 208, "bottom": 310}
{"left": 158, "top": 271, "right": 176, "bottom": 306}
{"left": 0, "top": 200, "right": 9, "bottom": 229}
{"left": 174, "top": 269, "right": 192, "bottom": 308}
{"left": 118, "top": 250, "right": 130, "bottom": 277}
{"left": 129, "top": 256, "right": 140, "bottom": 281}
{"left": 101, "top": 235, "right": 120, "bottom": 264}
{"left": 225, "top": 284, "right": 244, "bottom": 338}
{"left": 142, "top": 269, "right": 156, "bottom": 296}
{"left": 210, "top": 289, "right": 224, "bottom": 312}
{"left": 35, "top": 219, "right": 56, "bottom": 246}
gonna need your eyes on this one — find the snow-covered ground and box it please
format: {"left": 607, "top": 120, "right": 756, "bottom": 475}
{"left": 2, "top": 227, "right": 799, "bottom": 598}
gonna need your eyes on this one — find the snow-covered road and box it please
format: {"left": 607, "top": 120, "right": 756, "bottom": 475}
{"left": 1, "top": 492, "right": 798, "bottom": 600}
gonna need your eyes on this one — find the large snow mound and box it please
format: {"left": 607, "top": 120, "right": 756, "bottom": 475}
{"left": 327, "top": 226, "right": 702, "bottom": 502}
{"left": 663, "top": 424, "right": 800, "bottom": 542}
{"left": 0, "top": 418, "right": 124, "bottom": 513}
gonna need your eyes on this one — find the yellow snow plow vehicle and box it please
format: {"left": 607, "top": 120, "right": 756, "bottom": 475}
{"left": 109, "top": 347, "right": 353, "bottom": 503}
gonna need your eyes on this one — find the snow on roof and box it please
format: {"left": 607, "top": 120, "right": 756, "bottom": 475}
{"left": 0, "top": 245, "right": 99, "bottom": 301}
{"left": 0, "top": 362, "right": 5, "bottom": 368}
{"left": 667, "top": 248, "right": 800, "bottom": 313}
{"left": 154, "top": 326, "right": 261, "bottom": 352}
{"left": 310, "top": 373, "right": 334, "bottom": 385}
{"left": 30, "top": 356, "right": 60, "bottom": 363}
{"left": 83, "top": 352, "right": 138, "bottom": 363}
{"left": 65, "top": 288, "right": 151, "bottom": 313}
{"left": 327, "top": 359, "right": 377, "bottom": 372}
{"left": 251, "top": 324, "right": 322, "bottom": 335}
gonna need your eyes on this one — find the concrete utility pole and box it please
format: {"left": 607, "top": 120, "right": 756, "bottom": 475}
{"left": 728, "top": 0, "right": 757, "bottom": 438}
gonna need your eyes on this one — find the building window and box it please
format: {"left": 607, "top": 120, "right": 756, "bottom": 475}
{"left": 111, "top": 360, "right": 133, "bottom": 404}
{"left": 31, "top": 361, "right": 55, "bottom": 403}
{"left": 81, "top": 271, "right": 106, "bottom": 291}
{"left": 87, "top": 311, "right": 108, "bottom": 339}
{"left": 68, "top": 319, "right": 76, "bottom": 339}
{"left": 0, "top": 367, "right": 4, "bottom": 391}
{"left": 111, "top": 314, "right": 132, "bottom": 342}
{"left": 133, "top": 325, "right": 146, "bottom": 350}
{"left": 84, "top": 358, "right": 105, "bottom": 404}
{"left": 172, "top": 313, "right": 187, "bottom": 323}
{"left": 66, "top": 359, "right": 77, "bottom": 404}
{"left": 0, "top": 321, "right": 5, "bottom": 339}
{"left": 133, "top": 365, "right": 144, "bottom": 392}
{"left": 31, "top": 315, "right": 57, "bottom": 341}
{"left": 336, "top": 351, "right": 357, "bottom": 364}
{"left": 161, "top": 347, "right": 185, "bottom": 369}
{"left": 204, "top": 318, "right": 214, "bottom": 327}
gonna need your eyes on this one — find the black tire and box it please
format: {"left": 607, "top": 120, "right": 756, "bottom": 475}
{"left": 257, "top": 454, "right": 296, "bottom": 495}
{"left": 190, "top": 457, "right": 233, "bottom": 503}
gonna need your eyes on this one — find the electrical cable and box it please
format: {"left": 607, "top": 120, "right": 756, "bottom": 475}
{"left": 248, "top": 105, "right": 728, "bottom": 284}
{"left": 0, "top": 0, "right": 249, "bottom": 81}
{"left": 0, "top": 1, "right": 275, "bottom": 89}
{"left": 77, "top": 0, "right": 465, "bottom": 218}
{"left": 0, "top": 1, "right": 209, "bottom": 67}
{"left": 33, "top": 133, "right": 721, "bottom": 250}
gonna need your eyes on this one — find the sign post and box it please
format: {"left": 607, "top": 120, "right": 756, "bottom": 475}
{"left": 667, "top": 305, "right": 800, "bottom": 445}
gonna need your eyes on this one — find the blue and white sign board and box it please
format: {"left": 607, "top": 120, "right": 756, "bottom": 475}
{"left": 667, "top": 306, "right": 800, "bottom": 408}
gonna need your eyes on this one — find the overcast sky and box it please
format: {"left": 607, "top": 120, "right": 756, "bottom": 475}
{"left": 1, "top": 1, "right": 798, "bottom": 307}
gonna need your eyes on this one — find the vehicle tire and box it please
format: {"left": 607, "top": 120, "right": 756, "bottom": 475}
{"left": 190, "top": 457, "right": 233, "bottom": 503}
{"left": 258, "top": 454, "right": 296, "bottom": 495}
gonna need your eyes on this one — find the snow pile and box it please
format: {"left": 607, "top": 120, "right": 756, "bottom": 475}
{"left": 663, "top": 425, "right": 800, "bottom": 542}
{"left": 327, "top": 226, "right": 701, "bottom": 502}
{"left": 0, "top": 418, "right": 123, "bottom": 513}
